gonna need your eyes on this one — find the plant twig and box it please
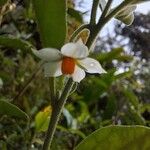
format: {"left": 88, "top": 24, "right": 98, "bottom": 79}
{"left": 100, "top": 0, "right": 113, "bottom": 19}
{"left": 86, "top": 0, "right": 131, "bottom": 48}
{"left": 42, "top": 78, "right": 74, "bottom": 150}
{"left": 49, "top": 77, "right": 55, "bottom": 107}
{"left": 90, "top": 0, "right": 99, "bottom": 25}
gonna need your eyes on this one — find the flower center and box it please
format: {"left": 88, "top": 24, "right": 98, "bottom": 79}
{"left": 61, "top": 57, "right": 76, "bottom": 74}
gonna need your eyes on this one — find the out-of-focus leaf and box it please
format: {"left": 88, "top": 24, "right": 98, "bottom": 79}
{"left": 140, "top": 104, "right": 150, "bottom": 113}
{"left": 0, "top": 0, "right": 7, "bottom": 6}
{"left": 68, "top": 8, "right": 83, "bottom": 23}
{"left": 123, "top": 88, "right": 139, "bottom": 109}
{"left": 127, "top": 108, "right": 145, "bottom": 125}
{"left": 103, "top": 94, "right": 117, "bottom": 119}
{"left": 0, "top": 141, "right": 7, "bottom": 150}
{"left": 95, "top": 47, "right": 123, "bottom": 62}
{"left": 0, "top": 36, "right": 33, "bottom": 52}
{"left": 77, "top": 101, "right": 90, "bottom": 123}
{"left": 0, "top": 78, "right": 3, "bottom": 89}
{"left": 35, "top": 106, "right": 52, "bottom": 132}
{"left": 0, "top": 99, "right": 29, "bottom": 120}
{"left": 63, "top": 108, "right": 74, "bottom": 127}
{"left": 32, "top": 0, "right": 67, "bottom": 48}
{"left": 75, "top": 125, "right": 150, "bottom": 150}
{"left": 57, "top": 125, "right": 86, "bottom": 139}
{"left": 115, "top": 71, "right": 132, "bottom": 80}
{"left": 116, "top": 55, "right": 133, "bottom": 62}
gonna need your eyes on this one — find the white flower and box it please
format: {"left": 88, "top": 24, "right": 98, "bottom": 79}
{"left": 32, "top": 39, "right": 106, "bottom": 82}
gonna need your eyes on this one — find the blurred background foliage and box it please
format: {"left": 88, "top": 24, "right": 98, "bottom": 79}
{"left": 0, "top": 0, "right": 149, "bottom": 149}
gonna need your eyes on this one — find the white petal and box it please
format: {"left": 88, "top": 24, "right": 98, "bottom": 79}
{"left": 32, "top": 48, "right": 62, "bottom": 61}
{"left": 79, "top": 58, "right": 106, "bottom": 74}
{"left": 44, "top": 61, "right": 62, "bottom": 77}
{"left": 71, "top": 65, "right": 85, "bottom": 82}
{"left": 61, "top": 40, "right": 89, "bottom": 59}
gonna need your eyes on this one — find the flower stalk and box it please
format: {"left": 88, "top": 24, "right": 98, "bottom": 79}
{"left": 42, "top": 78, "right": 74, "bottom": 150}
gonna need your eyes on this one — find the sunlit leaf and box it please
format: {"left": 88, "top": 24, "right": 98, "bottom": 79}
{"left": 75, "top": 126, "right": 150, "bottom": 150}
{"left": 35, "top": 106, "right": 52, "bottom": 132}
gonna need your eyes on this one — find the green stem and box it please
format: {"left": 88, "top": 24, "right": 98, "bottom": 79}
{"left": 90, "top": 0, "right": 99, "bottom": 25}
{"left": 87, "top": 0, "right": 131, "bottom": 48}
{"left": 49, "top": 77, "right": 55, "bottom": 107}
{"left": 42, "top": 78, "right": 74, "bottom": 150}
{"left": 100, "top": 0, "right": 113, "bottom": 19}
{"left": 69, "top": 24, "right": 89, "bottom": 42}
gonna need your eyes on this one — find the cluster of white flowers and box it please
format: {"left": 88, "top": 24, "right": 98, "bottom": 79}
{"left": 32, "top": 39, "right": 106, "bottom": 82}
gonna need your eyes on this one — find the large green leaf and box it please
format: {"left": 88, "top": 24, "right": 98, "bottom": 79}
{"left": 0, "top": 100, "right": 29, "bottom": 120}
{"left": 75, "top": 126, "right": 150, "bottom": 150}
{"left": 32, "top": 0, "right": 67, "bottom": 48}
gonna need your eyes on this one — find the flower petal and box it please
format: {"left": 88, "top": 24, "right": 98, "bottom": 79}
{"left": 79, "top": 58, "right": 106, "bottom": 74}
{"left": 44, "top": 61, "right": 62, "bottom": 77}
{"left": 32, "top": 48, "right": 62, "bottom": 61}
{"left": 61, "top": 40, "right": 89, "bottom": 59}
{"left": 71, "top": 65, "right": 85, "bottom": 82}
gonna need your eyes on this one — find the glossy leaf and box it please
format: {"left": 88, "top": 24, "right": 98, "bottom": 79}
{"left": 32, "top": 0, "right": 67, "bottom": 48}
{"left": 0, "top": 100, "right": 29, "bottom": 120}
{"left": 75, "top": 126, "right": 150, "bottom": 150}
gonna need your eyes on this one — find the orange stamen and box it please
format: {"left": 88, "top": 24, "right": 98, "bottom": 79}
{"left": 61, "top": 57, "right": 75, "bottom": 74}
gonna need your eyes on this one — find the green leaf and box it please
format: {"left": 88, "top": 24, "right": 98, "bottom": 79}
{"left": 35, "top": 106, "right": 51, "bottom": 132}
{"left": 0, "top": 36, "right": 33, "bottom": 52}
{"left": 95, "top": 47, "right": 133, "bottom": 63}
{"left": 95, "top": 47, "right": 123, "bottom": 63}
{"left": 123, "top": 88, "right": 139, "bottom": 109}
{"left": 0, "top": 100, "right": 29, "bottom": 120}
{"left": 115, "top": 5, "right": 136, "bottom": 26}
{"left": 32, "top": 0, "right": 67, "bottom": 48}
{"left": 125, "top": 0, "right": 150, "bottom": 5}
{"left": 75, "top": 125, "right": 150, "bottom": 150}
{"left": 68, "top": 8, "right": 83, "bottom": 23}
{"left": 115, "top": 71, "right": 132, "bottom": 80}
